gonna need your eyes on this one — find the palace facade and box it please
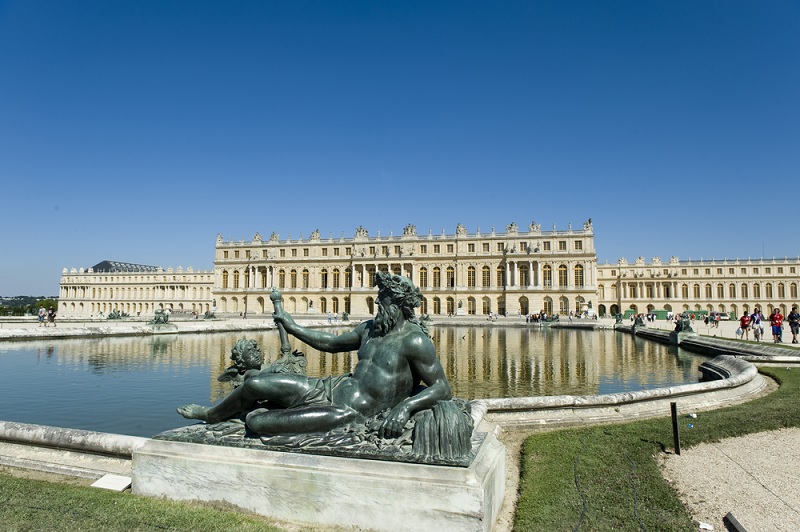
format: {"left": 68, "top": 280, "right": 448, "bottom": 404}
{"left": 58, "top": 220, "right": 800, "bottom": 320}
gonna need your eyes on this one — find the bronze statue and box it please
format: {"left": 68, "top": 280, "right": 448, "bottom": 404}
{"left": 178, "top": 272, "right": 452, "bottom": 439}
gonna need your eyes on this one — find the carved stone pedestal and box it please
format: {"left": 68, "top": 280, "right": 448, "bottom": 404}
{"left": 131, "top": 432, "right": 505, "bottom": 532}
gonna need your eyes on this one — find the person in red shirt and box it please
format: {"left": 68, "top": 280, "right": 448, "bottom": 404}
{"left": 739, "top": 311, "right": 751, "bottom": 340}
{"left": 771, "top": 308, "right": 784, "bottom": 343}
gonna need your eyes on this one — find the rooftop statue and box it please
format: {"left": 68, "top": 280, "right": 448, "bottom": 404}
{"left": 175, "top": 272, "right": 472, "bottom": 464}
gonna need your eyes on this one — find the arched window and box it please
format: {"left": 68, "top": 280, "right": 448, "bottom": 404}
{"left": 741, "top": 283, "right": 748, "bottom": 299}
{"left": 681, "top": 284, "right": 688, "bottom": 298}
{"left": 791, "top": 283, "right": 798, "bottom": 299}
{"left": 766, "top": 283, "right": 773, "bottom": 298}
{"left": 482, "top": 266, "right": 491, "bottom": 287}
{"left": 344, "top": 268, "right": 352, "bottom": 288}
{"left": 693, "top": 284, "right": 700, "bottom": 298}
{"left": 778, "top": 283, "right": 785, "bottom": 298}
{"left": 705, "top": 284, "right": 712, "bottom": 298}
{"left": 433, "top": 297, "right": 441, "bottom": 314}
{"left": 222, "top": 271, "right": 229, "bottom": 289}
{"left": 290, "top": 270, "right": 297, "bottom": 289}
{"left": 467, "top": 266, "right": 476, "bottom": 288}
{"left": 497, "top": 266, "right": 506, "bottom": 287}
{"left": 729, "top": 284, "right": 736, "bottom": 299}
{"left": 446, "top": 267, "right": 455, "bottom": 288}
{"left": 303, "top": 269, "right": 309, "bottom": 289}
{"left": 542, "top": 265, "right": 552, "bottom": 287}
{"left": 233, "top": 271, "right": 240, "bottom": 289}
{"left": 518, "top": 264, "right": 529, "bottom": 286}
{"left": 558, "top": 265, "right": 568, "bottom": 287}
{"left": 433, "top": 267, "right": 441, "bottom": 288}
{"left": 574, "top": 265, "right": 584, "bottom": 287}
{"left": 419, "top": 267, "right": 428, "bottom": 288}
{"left": 333, "top": 269, "right": 340, "bottom": 289}
{"left": 278, "top": 270, "right": 286, "bottom": 289}
{"left": 446, "top": 297, "right": 455, "bottom": 315}
{"left": 716, "top": 284, "right": 724, "bottom": 298}
{"left": 753, "top": 283, "right": 761, "bottom": 298}
{"left": 320, "top": 269, "right": 328, "bottom": 289}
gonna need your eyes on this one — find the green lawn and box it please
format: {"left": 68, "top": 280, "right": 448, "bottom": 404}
{"left": 514, "top": 366, "right": 800, "bottom": 530}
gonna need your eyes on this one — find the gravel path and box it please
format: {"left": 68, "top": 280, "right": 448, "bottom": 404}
{"left": 661, "top": 427, "right": 800, "bottom": 531}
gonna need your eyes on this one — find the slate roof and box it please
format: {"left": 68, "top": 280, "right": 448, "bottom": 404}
{"left": 89, "top": 260, "right": 161, "bottom": 273}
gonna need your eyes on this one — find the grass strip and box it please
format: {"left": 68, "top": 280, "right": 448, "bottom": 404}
{"left": 515, "top": 367, "right": 800, "bottom": 531}
{"left": 0, "top": 472, "right": 282, "bottom": 531}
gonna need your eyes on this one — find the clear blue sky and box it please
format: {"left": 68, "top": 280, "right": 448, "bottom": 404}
{"left": 1, "top": 1, "right": 798, "bottom": 296}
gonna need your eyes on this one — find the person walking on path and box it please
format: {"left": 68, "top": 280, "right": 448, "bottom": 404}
{"left": 770, "top": 308, "right": 784, "bottom": 343}
{"left": 788, "top": 306, "right": 800, "bottom": 344}
{"left": 739, "top": 311, "right": 751, "bottom": 340}
{"left": 47, "top": 307, "right": 56, "bottom": 327}
{"left": 751, "top": 308, "right": 764, "bottom": 342}
{"left": 37, "top": 307, "right": 46, "bottom": 327}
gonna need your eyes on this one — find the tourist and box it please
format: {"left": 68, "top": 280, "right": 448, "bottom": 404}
{"left": 47, "top": 307, "right": 56, "bottom": 327}
{"left": 788, "top": 306, "right": 800, "bottom": 344}
{"left": 178, "top": 272, "right": 452, "bottom": 438}
{"left": 770, "top": 308, "right": 784, "bottom": 343}
{"left": 38, "top": 306, "right": 46, "bottom": 327}
{"left": 739, "top": 311, "right": 751, "bottom": 340}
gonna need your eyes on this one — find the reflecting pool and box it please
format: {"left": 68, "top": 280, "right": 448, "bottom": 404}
{"left": 0, "top": 327, "right": 707, "bottom": 437}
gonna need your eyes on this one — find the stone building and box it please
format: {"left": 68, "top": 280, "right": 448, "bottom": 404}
{"left": 58, "top": 260, "right": 214, "bottom": 317}
{"left": 213, "top": 220, "right": 597, "bottom": 318}
{"left": 58, "top": 221, "right": 800, "bottom": 320}
{"left": 596, "top": 256, "right": 800, "bottom": 319}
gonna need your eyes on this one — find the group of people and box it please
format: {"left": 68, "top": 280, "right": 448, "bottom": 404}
{"left": 37, "top": 306, "right": 56, "bottom": 327}
{"left": 738, "top": 307, "right": 800, "bottom": 344}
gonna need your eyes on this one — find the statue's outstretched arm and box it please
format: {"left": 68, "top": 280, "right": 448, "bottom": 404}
{"left": 274, "top": 309, "right": 364, "bottom": 353}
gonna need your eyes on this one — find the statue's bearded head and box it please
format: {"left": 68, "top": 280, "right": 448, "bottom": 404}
{"left": 373, "top": 272, "right": 421, "bottom": 336}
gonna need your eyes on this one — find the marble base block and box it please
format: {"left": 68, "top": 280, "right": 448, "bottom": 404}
{"left": 131, "top": 433, "right": 505, "bottom": 532}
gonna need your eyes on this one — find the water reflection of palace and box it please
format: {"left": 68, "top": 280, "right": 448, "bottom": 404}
{"left": 37, "top": 327, "right": 703, "bottom": 402}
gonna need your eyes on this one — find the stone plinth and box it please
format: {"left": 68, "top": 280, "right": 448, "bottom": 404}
{"left": 131, "top": 432, "right": 505, "bottom": 532}
{"left": 669, "top": 330, "right": 697, "bottom": 345}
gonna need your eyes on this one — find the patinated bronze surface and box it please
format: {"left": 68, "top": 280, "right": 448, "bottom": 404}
{"left": 172, "top": 272, "right": 473, "bottom": 464}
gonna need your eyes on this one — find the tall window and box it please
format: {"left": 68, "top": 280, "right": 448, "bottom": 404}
{"left": 766, "top": 283, "right": 773, "bottom": 298}
{"left": 729, "top": 284, "right": 736, "bottom": 298}
{"left": 681, "top": 284, "right": 688, "bottom": 299}
{"left": 333, "top": 269, "right": 340, "bottom": 288}
{"left": 467, "top": 266, "right": 476, "bottom": 287}
{"left": 791, "top": 283, "right": 798, "bottom": 299}
{"left": 717, "top": 284, "right": 724, "bottom": 298}
{"left": 741, "top": 283, "right": 748, "bottom": 299}
{"left": 693, "top": 284, "right": 700, "bottom": 298}
{"left": 497, "top": 266, "right": 506, "bottom": 287}
{"left": 433, "top": 267, "right": 441, "bottom": 288}
{"left": 446, "top": 267, "right": 455, "bottom": 288}
{"left": 344, "top": 268, "right": 352, "bottom": 288}
{"left": 705, "top": 284, "right": 712, "bottom": 298}
{"left": 558, "top": 265, "right": 568, "bottom": 287}
{"left": 519, "top": 265, "right": 529, "bottom": 286}
{"left": 574, "top": 265, "right": 584, "bottom": 287}
{"left": 754, "top": 283, "right": 761, "bottom": 298}
{"left": 482, "top": 266, "right": 491, "bottom": 287}
{"left": 543, "top": 266, "right": 552, "bottom": 287}
{"left": 419, "top": 267, "right": 428, "bottom": 288}
{"left": 320, "top": 269, "right": 328, "bottom": 289}
{"left": 279, "top": 270, "right": 286, "bottom": 289}
{"left": 302, "top": 269, "right": 309, "bottom": 289}
{"left": 367, "top": 268, "right": 375, "bottom": 287}
{"left": 222, "top": 271, "right": 229, "bottom": 289}
{"left": 233, "top": 271, "right": 240, "bottom": 289}
{"left": 290, "top": 270, "right": 297, "bottom": 289}
{"left": 778, "top": 283, "right": 785, "bottom": 298}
